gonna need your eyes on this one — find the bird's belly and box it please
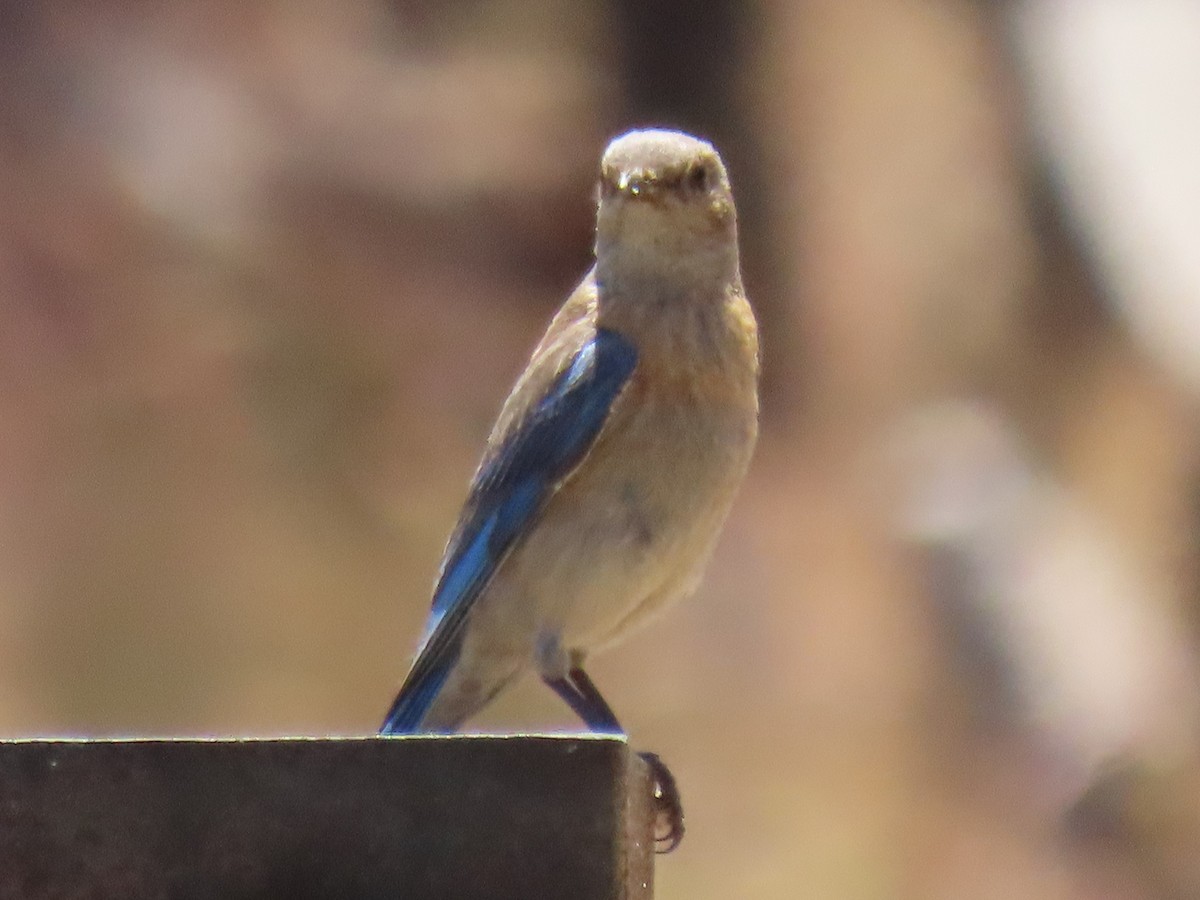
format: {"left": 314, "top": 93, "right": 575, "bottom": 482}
{"left": 496, "top": 394, "right": 754, "bottom": 652}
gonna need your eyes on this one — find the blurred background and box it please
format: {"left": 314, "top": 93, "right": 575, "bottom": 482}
{"left": 2, "top": 0, "right": 1200, "bottom": 896}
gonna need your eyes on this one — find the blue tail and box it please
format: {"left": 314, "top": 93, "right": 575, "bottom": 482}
{"left": 380, "top": 652, "right": 456, "bottom": 734}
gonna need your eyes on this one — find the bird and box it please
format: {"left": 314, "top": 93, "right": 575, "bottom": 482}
{"left": 380, "top": 128, "right": 760, "bottom": 852}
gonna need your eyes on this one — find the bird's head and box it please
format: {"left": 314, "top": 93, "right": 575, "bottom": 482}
{"left": 594, "top": 129, "right": 739, "bottom": 282}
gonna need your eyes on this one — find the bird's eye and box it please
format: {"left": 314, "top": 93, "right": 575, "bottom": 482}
{"left": 686, "top": 164, "right": 709, "bottom": 192}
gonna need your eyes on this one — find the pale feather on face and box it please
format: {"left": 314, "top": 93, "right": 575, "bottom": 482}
{"left": 595, "top": 129, "right": 738, "bottom": 270}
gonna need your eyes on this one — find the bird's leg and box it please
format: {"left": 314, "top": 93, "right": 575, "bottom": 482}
{"left": 543, "top": 665, "right": 623, "bottom": 733}
{"left": 543, "top": 664, "right": 685, "bottom": 852}
{"left": 635, "top": 751, "right": 684, "bottom": 854}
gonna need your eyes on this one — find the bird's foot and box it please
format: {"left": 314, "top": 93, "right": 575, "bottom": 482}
{"left": 638, "top": 751, "right": 684, "bottom": 853}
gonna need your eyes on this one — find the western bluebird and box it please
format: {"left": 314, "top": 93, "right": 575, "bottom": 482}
{"left": 380, "top": 128, "right": 759, "bottom": 851}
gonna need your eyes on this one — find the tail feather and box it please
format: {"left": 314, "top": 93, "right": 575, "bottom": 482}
{"left": 379, "top": 653, "right": 455, "bottom": 734}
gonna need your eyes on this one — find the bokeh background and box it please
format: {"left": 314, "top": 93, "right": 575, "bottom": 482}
{"left": 2, "top": 1, "right": 1200, "bottom": 896}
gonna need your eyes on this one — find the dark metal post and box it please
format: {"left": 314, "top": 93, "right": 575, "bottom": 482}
{"left": 0, "top": 735, "right": 655, "bottom": 899}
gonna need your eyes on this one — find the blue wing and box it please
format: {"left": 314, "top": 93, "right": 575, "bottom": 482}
{"left": 380, "top": 327, "right": 638, "bottom": 733}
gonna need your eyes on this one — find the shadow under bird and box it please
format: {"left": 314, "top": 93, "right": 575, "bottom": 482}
{"left": 380, "top": 128, "right": 760, "bottom": 852}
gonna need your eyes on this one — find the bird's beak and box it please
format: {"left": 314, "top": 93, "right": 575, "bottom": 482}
{"left": 617, "top": 170, "right": 655, "bottom": 198}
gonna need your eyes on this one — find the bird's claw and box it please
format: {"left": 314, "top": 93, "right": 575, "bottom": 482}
{"left": 638, "top": 751, "right": 684, "bottom": 853}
